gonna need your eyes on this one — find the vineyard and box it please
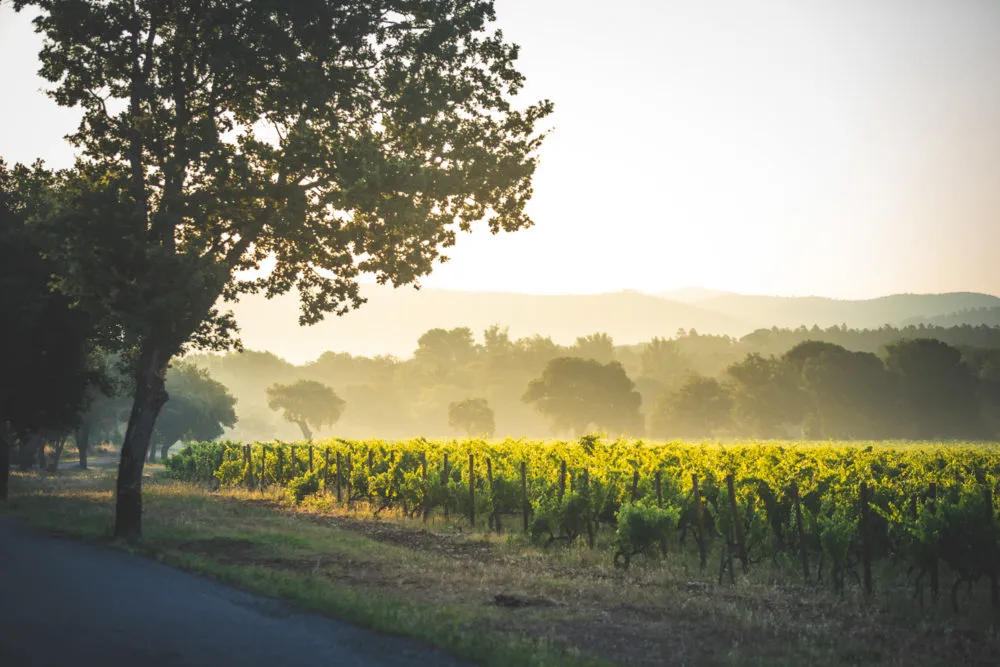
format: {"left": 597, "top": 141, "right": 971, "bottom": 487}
{"left": 166, "top": 437, "right": 1000, "bottom": 611}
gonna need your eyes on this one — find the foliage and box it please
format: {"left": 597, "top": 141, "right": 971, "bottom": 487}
{"left": 152, "top": 363, "right": 237, "bottom": 457}
{"left": 13, "top": 0, "right": 551, "bottom": 537}
{"left": 266, "top": 380, "right": 344, "bottom": 440}
{"left": 648, "top": 375, "right": 732, "bottom": 438}
{"left": 0, "top": 160, "right": 95, "bottom": 440}
{"left": 287, "top": 469, "right": 323, "bottom": 505}
{"left": 171, "top": 435, "right": 1000, "bottom": 603}
{"left": 523, "top": 357, "right": 643, "bottom": 436}
{"left": 448, "top": 398, "right": 495, "bottom": 438}
{"left": 613, "top": 503, "right": 681, "bottom": 568}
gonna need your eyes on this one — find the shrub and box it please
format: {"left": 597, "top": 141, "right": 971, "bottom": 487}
{"left": 286, "top": 469, "right": 322, "bottom": 505}
{"left": 529, "top": 491, "right": 591, "bottom": 547}
{"left": 613, "top": 503, "right": 680, "bottom": 568}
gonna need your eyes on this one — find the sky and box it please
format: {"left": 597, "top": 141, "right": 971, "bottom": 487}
{"left": 2, "top": 1, "right": 999, "bottom": 299}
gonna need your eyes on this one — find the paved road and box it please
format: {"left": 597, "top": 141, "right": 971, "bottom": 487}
{"left": 0, "top": 517, "right": 470, "bottom": 667}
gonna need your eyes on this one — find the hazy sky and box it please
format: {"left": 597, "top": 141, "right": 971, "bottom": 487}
{"left": 2, "top": 1, "right": 999, "bottom": 299}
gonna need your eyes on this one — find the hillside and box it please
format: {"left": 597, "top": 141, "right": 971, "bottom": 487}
{"left": 226, "top": 286, "right": 747, "bottom": 363}
{"left": 224, "top": 286, "right": 1000, "bottom": 363}
{"left": 688, "top": 292, "right": 1000, "bottom": 331}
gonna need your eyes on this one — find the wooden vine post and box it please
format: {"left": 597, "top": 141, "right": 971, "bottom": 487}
{"left": 277, "top": 447, "right": 284, "bottom": 485}
{"left": 468, "top": 453, "right": 476, "bottom": 528}
{"left": 520, "top": 461, "right": 529, "bottom": 533}
{"left": 259, "top": 446, "right": 266, "bottom": 491}
{"left": 244, "top": 444, "right": 253, "bottom": 490}
{"left": 928, "top": 482, "right": 939, "bottom": 603}
{"left": 323, "top": 448, "right": 330, "bottom": 487}
{"left": 420, "top": 452, "right": 429, "bottom": 523}
{"left": 335, "top": 451, "right": 343, "bottom": 503}
{"left": 790, "top": 481, "right": 810, "bottom": 583}
{"left": 631, "top": 469, "right": 640, "bottom": 503}
{"left": 860, "top": 482, "right": 873, "bottom": 599}
{"left": 486, "top": 457, "right": 501, "bottom": 534}
{"left": 443, "top": 453, "right": 450, "bottom": 520}
{"left": 655, "top": 470, "right": 663, "bottom": 509}
{"left": 726, "top": 474, "right": 748, "bottom": 572}
{"left": 308, "top": 445, "right": 314, "bottom": 472}
{"left": 345, "top": 452, "right": 353, "bottom": 508}
{"left": 583, "top": 468, "right": 595, "bottom": 549}
{"left": 558, "top": 460, "right": 567, "bottom": 503}
{"left": 290, "top": 445, "right": 297, "bottom": 476}
{"left": 692, "top": 474, "right": 707, "bottom": 570}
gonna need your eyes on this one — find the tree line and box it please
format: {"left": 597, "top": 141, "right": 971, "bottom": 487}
{"left": 184, "top": 324, "right": 1000, "bottom": 442}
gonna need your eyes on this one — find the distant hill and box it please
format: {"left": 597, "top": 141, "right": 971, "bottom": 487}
{"left": 224, "top": 286, "right": 1000, "bottom": 363}
{"left": 226, "top": 286, "right": 747, "bottom": 363}
{"left": 688, "top": 292, "right": 1000, "bottom": 331}
{"left": 655, "top": 287, "right": 732, "bottom": 303}
{"left": 904, "top": 306, "right": 1000, "bottom": 328}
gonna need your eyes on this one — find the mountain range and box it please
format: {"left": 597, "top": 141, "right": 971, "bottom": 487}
{"left": 222, "top": 285, "right": 1000, "bottom": 363}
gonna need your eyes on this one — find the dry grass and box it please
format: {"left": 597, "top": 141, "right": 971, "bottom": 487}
{"left": 4, "top": 466, "right": 1000, "bottom": 667}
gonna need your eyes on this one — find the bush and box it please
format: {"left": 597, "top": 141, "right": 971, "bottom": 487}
{"left": 529, "top": 492, "right": 591, "bottom": 547}
{"left": 164, "top": 441, "right": 228, "bottom": 483}
{"left": 287, "top": 469, "right": 322, "bottom": 505}
{"left": 613, "top": 503, "right": 680, "bottom": 568}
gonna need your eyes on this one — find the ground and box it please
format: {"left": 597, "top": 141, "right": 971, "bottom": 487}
{"left": 3, "top": 460, "right": 998, "bottom": 667}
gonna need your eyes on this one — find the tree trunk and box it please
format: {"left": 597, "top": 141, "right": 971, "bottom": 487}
{"left": 296, "top": 421, "right": 313, "bottom": 440}
{"left": 0, "top": 427, "right": 10, "bottom": 501}
{"left": 76, "top": 421, "right": 90, "bottom": 470}
{"left": 36, "top": 439, "right": 46, "bottom": 471}
{"left": 17, "top": 435, "right": 39, "bottom": 471}
{"left": 113, "top": 343, "right": 170, "bottom": 542}
{"left": 147, "top": 443, "right": 157, "bottom": 463}
{"left": 160, "top": 443, "right": 171, "bottom": 461}
{"left": 48, "top": 437, "right": 66, "bottom": 473}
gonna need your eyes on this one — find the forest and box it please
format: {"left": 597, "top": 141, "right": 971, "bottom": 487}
{"left": 157, "top": 323, "right": 1000, "bottom": 442}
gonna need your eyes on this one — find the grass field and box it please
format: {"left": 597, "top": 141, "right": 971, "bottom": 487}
{"left": 4, "top": 450, "right": 1000, "bottom": 667}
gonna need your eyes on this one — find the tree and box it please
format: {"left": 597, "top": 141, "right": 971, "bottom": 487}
{"left": 150, "top": 364, "right": 237, "bottom": 461}
{"left": 413, "top": 327, "right": 480, "bottom": 377}
{"left": 0, "top": 161, "right": 95, "bottom": 499}
{"left": 266, "top": 380, "right": 345, "bottom": 440}
{"left": 648, "top": 375, "right": 732, "bottom": 439}
{"left": 14, "top": 0, "right": 550, "bottom": 539}
{"left": 523, "top": 357, "right": 642, "bottom": 436}
{"left": 885, "top": 339, "right": 985, "bottom": 439}
{"left": 640, "top": 337, "right": 689, "bottom": 386}
{"left": 800, "top": 348, "right": 896, "bottom": 439}
{"left": 725, "top": 353, "right": 804, "bottom": 437}
{"left": 448, "top": 398, "right": 495, "bottom": 437}
{"left": 571, "top": 333, "right": 615, "bottom": 364}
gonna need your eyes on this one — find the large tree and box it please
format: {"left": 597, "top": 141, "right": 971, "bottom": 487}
{"left": 648, "top": 375, "right": 732, "bottom": 439}
{"left": 14, "top": 0, "right": 550, "bottom": 539}
{"left": 725, "top": 353, "right": 805, "bottom": 437}
{"left": 0, "top": 161, "right": 95, "bottom": 499}
{"left": 523, "top": 357, "right": 643, "bottom": 436}
{"left": 448, "top": 398, "right": 495, "bottom": 437}
{"left": 266, "top": 380, "right": 345, "bottom": 440}
{"left": 150, "top": 363, "right": 237, "bottom": 461}
{"left": 885, "top": 338, "right": 985, "bottom": 439}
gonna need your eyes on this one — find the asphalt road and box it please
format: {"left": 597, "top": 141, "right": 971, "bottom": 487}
{"left": 0, "top": 516, "right": 470, "bottom": 667}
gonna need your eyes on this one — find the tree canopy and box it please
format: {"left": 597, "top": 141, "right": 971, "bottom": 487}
{"left": 0, "top": 160, "right": 96, "bottom": 499}
{"left": 266, "top": 380, "right": 345, "bottom": 440}
{"left": 151, "top": 363, "right": 237, "bottom": 461}
{"left": 13, "top": 0, "right": 550, "bottom": 538}
{"left": 522, "top": 357, "right": 642, "bottom": 436}
{"left": 648, "top": 375, "right": 732, "bottom": 439}
{"left": 448, "top": 398, "right": 495, "bottom": 437}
